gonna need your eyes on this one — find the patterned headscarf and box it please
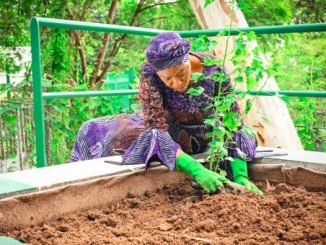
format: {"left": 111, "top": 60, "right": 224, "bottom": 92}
{"left": 145, "top": 32, "right": 190, "bottom": 70}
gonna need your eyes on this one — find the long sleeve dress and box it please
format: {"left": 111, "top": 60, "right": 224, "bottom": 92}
{"left": 71, "top": 52, "right": 257, "bottom": 177}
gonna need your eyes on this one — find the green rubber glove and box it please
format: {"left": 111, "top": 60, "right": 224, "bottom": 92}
{"left": 230, "top": 158, "right": 263, "bottom": 195}
{"left": 176, "top": 152, "right": 231, "bottom": 193}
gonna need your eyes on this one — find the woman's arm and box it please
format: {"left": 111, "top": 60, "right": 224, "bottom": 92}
{"left": 139, "top": 74, "right": 169, "bottom": 131}
{"left": 176, "top": 148, "right": 183, "bottom": 157}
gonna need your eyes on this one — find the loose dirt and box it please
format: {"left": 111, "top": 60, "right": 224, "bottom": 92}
{"left": 2, "top": 179, "right": 326, "bottom": 244}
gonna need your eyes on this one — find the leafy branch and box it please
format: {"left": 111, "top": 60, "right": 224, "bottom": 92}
{"left": 187, "top": 0, "right": 272, "bottom": 172}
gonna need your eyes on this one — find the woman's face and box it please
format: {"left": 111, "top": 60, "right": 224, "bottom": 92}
{"left": 156, "top": 61, "right": 191, "bottom": 92}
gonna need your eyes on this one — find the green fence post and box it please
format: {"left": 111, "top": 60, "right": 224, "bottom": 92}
{"left": 31, "top": 17, "right": 47, "bottom": 167}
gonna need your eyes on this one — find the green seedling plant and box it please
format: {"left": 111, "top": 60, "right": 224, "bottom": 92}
{"left": 187, "top": 1, "right": 275, "bottom": 173}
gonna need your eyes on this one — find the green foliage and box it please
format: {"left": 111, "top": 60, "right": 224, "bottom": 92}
{"left": 293, "top": 0, "right": 325, "bottom": 23}
{"left": 189, "top": 28, "right": 266, "bottom": 171}
{"left": 191, "top": 72, "right": 206, "bottom": 82}
{"left": 269, "top": 33, "right": 326, "bottom": 151}
{"left": 238, "top": 0, "right": 293, "bottom": 53}
{"left": 191, "top": 36, "right": 218, "bottom": 52}
{"left": 238, "top": 0, "right": 293, "bottom": 26}
{"left": 222, "top": 112, "right": 241, "bottom": 132}
{"left": 0, "top": 0, "right": 50, "bottom": 75}
{"left": 240, "top": 0, "right": 326, "bottom": 151}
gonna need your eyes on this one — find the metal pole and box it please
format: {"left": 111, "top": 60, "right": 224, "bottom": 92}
{"left": 42, "top": 90, "right": 138, "bottom": 99}
{"left": 247, "top": 90, "right": 326, "bottom": 98}
{"left": 36, "top": 17, "right": 163, "bottom": 36}
{"left": 179, "top": 23, "right": 326, "bottom": 37}
{"left": 41, "top": 89, "right": 326, "bottom": 100}
{"left": 34, "top": 17, "right": 326, "bottom": 37}
{"left": 31, "top": 17, "right": 47, "bottom": 167}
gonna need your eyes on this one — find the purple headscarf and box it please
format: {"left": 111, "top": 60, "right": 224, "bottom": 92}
{"left": 145, "top": 32, "right": 190, "bottom": 70}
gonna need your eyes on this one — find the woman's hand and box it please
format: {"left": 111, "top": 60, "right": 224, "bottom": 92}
{"left": 176, "top": 151, "right": 235, "bottom": 193}
{"left": 230, "top": 158, "right": 264, "bottom": 196}
{"left": 192, "top": 167, "right": 229, "bottom": 193}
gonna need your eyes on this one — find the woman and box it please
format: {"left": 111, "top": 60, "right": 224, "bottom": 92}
{"left": 71, "top": 32, "right": 262, "bottom": 195}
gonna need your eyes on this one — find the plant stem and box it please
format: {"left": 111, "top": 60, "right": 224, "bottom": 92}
{"left": 209, "top": 0, "right": 235, "bottom": 171}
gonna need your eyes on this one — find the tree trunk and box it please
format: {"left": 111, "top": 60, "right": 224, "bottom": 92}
{"left": 189, "top": 0, "right": 303, "bottom": 150}
{"left": 89, "top": 0, "right": 119, "bottom": 88}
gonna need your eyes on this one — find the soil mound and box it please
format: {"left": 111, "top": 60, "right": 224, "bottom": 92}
{"left": 3, "top": 180, "right": 325, "bottom": 244}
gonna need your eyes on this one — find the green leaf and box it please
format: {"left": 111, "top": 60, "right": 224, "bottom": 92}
{"left": 52, "top": 138, "right": 59, "bottom": 147}
{"left": 244, "top": 99, "right": 253, "bottom": 114}
{"left": 215, "top": 95, "right": 235, "bottom": 113}
{"left": 204, "top": 0, "right": 215, "bottom": 8}
{"left": 235, "top": 76, "right": 243, "bottom": 83}
{"left": 53, "top": 103, "right": 69, "bottom": 115}
{"left": 246, "top": 31, "right": 256, "bottom": 41}
{"left": 191, "top": 35, "right": 216, "bottom": 52}
{"left": 214, "top": 141, "right": 228, "bottom": 157}
{"left": 247, "top": 75, "right": 256, "bottom": 89}
{"left": 204, "top": 104, "right": 214, "bottom": 111}
{"left": 187, "top": 86, "right": 204, "bottom": 96}
{"left": 213, "top": 99, "right": 222, "bottom": 107}
{"left": 210, "top": 72, "right": 228, "bottom": 83}
{"left": 205, "top": 131, "right": 213, "bottom": 139}
{"left": 215, "top": 126, "right": 226, "bottom": 139}
{"left": 235, "top": 89, "right": 246, "bottom": 98}
{"left": 203, "top": 57, "right": 222, "bottom": 66}
{"left": 70, "top": 114, "right": 84, "bottom": 122}
{"left": 24, "top": 124, "right": 32, "bottom": 131}
{"left": 272, "top": 63, "right": 281, "bottom": 71}
{"left": 204, "top": 118, "right": 216, "bottom": 127}
{"left": 268, "top": 63, "right": 281, "bottom": 76}
{"left": 191, "top": 72, "right": 205, "bottom": 82}
{"left": 4, "top": 115, "right": 17, "bottom": 125}
{"left": 222, "top": 112, "right": 241, "bottom": 132}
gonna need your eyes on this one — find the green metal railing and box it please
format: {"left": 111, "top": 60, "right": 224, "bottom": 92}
{"left": 31, "top": 17, "right": 326, "bottom": 167}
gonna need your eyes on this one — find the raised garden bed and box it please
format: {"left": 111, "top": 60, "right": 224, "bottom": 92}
{"left": 2, "top": 179, "right": 325, "bottom": 244}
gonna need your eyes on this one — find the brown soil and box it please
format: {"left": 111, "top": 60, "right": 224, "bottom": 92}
{"left": 3, "top": 179, "right": 326, "bottom": 245}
